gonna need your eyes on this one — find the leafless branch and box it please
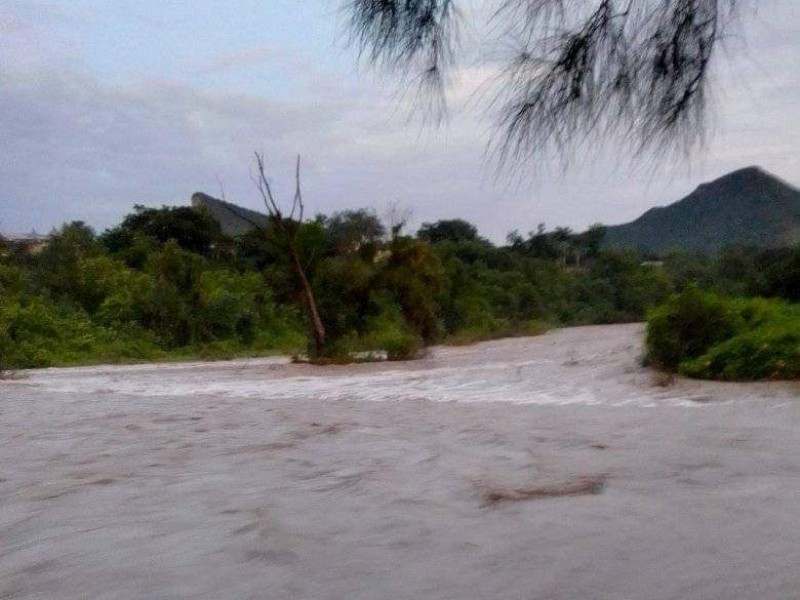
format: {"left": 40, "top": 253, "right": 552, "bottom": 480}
{"left": 249, "top": 151, "right": 327, "bottom": 356}
{"left": 253, "top": 151, "right": 286, "bottom": 231}
{"left": 292, "top": 155, "right": 304, "bottom": 223}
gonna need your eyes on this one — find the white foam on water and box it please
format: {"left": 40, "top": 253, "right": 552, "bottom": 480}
{"left": 13, "top": 325, "right": 792, "bottom": 408}
{"left": 16, "top": 354, "right": 654, "bottom": 407}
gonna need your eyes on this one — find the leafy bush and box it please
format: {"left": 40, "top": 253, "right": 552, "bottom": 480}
{"left": 358, "top": 294, "right": 426, "bottom": 360}
{"left": 645, "top": 286, "right": 742, "bottom": 370}
{"left": 646, "top": 289, "right": 800, "bottom": 380}
{"left": 0, "top": 265, "right": 25, "bottom": 296}
{"left": 0, "top": 322, "right": 10, "bottom": 376}
{"left": 0, "top": 298, "right": 162, "bottom": 368}
{"left": 681, "top": 326, "right": 800, "bottom": 380}
{"left": 381, "top": 330, "right": 424, "bottom": 361}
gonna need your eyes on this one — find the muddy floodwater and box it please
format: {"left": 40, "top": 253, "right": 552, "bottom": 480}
{"left": 2, "top": 323, "right": 799, "bottom": 599}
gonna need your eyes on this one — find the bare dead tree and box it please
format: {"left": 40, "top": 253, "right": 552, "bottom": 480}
{"left": 384, "top": 200, "right": 413, "bottom": 239}
{"left": 345, "top": 0, "right": 743, "bottom": 168}
{"left": 252, "top": 153, "right": 327, "bottom": 357}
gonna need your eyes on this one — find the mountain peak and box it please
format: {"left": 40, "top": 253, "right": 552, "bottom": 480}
{"left": 696, "top": 165, "right": 774, "bottom": 188}
{"left": 604, "top": 167, "right": 800, "bottom": 254}
{"left": 727, "top": 165, "right": 767, "bottom": 177}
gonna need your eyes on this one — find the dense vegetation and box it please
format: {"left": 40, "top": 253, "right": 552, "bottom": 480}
{"left": 0, "top": 207, "right": 665, "bottom": 369}
{"left": 2, "top": 204, "right": 799, "bottom": 379}
{"left": 646, "top": 288, "right": 800, "bottom": 381}
{"left": 642, "top": 241, "right": 800, "bottom": 381}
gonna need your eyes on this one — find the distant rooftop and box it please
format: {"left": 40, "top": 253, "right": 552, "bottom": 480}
{"left": 1, "top": 231, "right": 50, "bottom": 243}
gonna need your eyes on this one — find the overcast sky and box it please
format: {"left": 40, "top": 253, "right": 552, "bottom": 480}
{"left": 1, "top": 1, "right": 798, "bottom": 242}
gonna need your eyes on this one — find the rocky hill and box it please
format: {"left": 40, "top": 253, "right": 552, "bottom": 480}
{"left": 191, "top": 192, "right": 268, "bottom": 237}
{"left": 603, "top": 167, "right": 800, "bottom": 255}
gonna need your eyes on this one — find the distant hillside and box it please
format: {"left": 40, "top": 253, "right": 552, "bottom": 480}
{"left": 604, "top": 167, "right": 800, "bottom": 255}
{"left": 191, "top": 192, "right": 268, "bottom": 237}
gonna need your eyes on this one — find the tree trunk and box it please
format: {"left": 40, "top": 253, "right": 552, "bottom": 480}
{"left": 252, "top": 152, "right": 325, "bottom": 358}
{"left": 289, "top": 245, "right": 326, "bottom": 358}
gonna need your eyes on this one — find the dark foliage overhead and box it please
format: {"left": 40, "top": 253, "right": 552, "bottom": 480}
{"left": 345, "top": 0, "right": 742, "bottom": 166}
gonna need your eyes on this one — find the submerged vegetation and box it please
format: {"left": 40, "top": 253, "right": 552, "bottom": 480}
{"left": 1, "top": 202, "right": 799, "bottom": 380}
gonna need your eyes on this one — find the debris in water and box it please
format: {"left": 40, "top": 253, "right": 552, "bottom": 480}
{"left": 479, "top": 475, "right": 607, "bottom": 506}
{"left": 652, "top": 372, "right": 677, "bottom": 387}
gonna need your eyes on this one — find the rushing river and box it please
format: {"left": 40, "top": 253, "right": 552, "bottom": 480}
{"left": 2, "top": 324, "right": 799, "bottom": 599}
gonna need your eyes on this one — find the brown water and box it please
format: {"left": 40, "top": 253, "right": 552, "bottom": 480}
{"left": 2, "top": 324, "right": 799, "bottom": 599}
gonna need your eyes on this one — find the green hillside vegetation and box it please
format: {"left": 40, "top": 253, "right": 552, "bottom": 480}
{"left": 604, "top": 167, "right": 800, "bottom": 255}
{"left": 2, "top": 201, "right": 799, "bottom": 380}
{"left": 0, "top": 206, "right": 674, "bottom": 370}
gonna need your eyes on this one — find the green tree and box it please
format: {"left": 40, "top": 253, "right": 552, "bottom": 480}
{"left": 418, "top": 219, "right": 481, "bottom": 245}
{"left": 376, "top": 236, "right": 445, "bottom": 342}
{"left": 102, "top": 205, "right": 224, "bottom": 256}
{"left": 252, "top": 153, "right": 327, "bottom": 358}
{"left": 760, "top": 246, "right": 800, "bottom": 302}
{"left": 324, "top": 209, "right": 385, "bottom": 255}
{"left": 33, "top": 222, "right": 102, "bottom": 303}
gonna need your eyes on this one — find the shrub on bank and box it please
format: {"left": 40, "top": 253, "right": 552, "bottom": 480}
{"left": 680, "top": 326, "right": 800, "bottom": 380}
{"left": 646, "top": 288, "right": 800, "bottom": 380}
{"left": 443, "top": 319, "right": 548, "bottom": 346}
{"left": 0, "top": 298, "right": 163, "bottom": 368}
{"left": 645, "top": 286, "right": 742, "bottom": 371}
{"left": 359, "top": 299, "right": 426, "bottom": 361}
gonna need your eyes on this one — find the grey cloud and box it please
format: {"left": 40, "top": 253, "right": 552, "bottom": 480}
{"left": 191, "top": 45, "right": 313, "bottom": 76}
{"left": 0, "top": 65, "right": 482, "bottom": 233}
{"left": 2, "top": 1, "right": 800, "bottom": 242}
{"left": 0, "top": 68, "right": 327, "bottom": 231}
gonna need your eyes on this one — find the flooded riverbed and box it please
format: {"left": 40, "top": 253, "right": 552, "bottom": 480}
{"left": 2, "top": 324, "right": 799, "bottom": 599}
